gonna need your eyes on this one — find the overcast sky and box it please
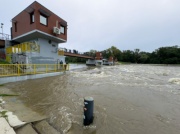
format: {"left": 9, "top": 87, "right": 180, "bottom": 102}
{"left": 1, "top": 0, "right": 180, "bottom": 52}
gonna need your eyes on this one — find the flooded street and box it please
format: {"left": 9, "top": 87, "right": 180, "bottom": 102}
{"left": 5, "top": 64, "right": 180, "bottom": 134}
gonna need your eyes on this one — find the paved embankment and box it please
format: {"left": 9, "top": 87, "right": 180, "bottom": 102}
{"left": 0, "top": 86, "right": 62, "bottom": 134}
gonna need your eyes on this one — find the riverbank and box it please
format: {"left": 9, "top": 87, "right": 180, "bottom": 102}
{"left": 0, "top": 86, "right": 62, "bottom": 134}
{"left": 0, "top": 64, "right": 87, "bottom": 134}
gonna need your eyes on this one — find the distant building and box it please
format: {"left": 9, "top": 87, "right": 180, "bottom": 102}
{"left": 86, "top": 52, "right": 103, "bottom": 66}
{"left": 5, "top": 1, "right": 67, "bottom": 64}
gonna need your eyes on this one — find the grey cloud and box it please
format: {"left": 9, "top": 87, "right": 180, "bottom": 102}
{"left": 1, "top": 0, "right": 180, "bottom": 52}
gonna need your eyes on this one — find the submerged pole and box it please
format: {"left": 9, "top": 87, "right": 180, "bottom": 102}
{"left": 83, "top": 96, "right": 94, "bottom": 126}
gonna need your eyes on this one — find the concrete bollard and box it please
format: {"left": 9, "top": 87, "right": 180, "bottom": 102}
{"left": 83, "top": 96, "right": 94, "bottom": 126}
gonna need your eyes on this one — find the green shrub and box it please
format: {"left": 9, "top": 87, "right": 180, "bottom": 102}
{"left": 0, "top": 59, "right": 9, "bottom": 64}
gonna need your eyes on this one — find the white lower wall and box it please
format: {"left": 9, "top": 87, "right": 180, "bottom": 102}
{"left": 86, "top": 59, "right": 103, "bottom": 65}
{"left": 25, "top": 38, "right": 65, "bottom": 64}
{"left": 86, "top": 59, "right": 96, "bottom": 65}
{"left": 0, "top": 72, "right": 65, "bottom": 85}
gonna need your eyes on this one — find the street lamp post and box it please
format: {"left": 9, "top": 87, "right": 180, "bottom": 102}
{"left": 1, "top": 23, "right": 3, "bottom": 34}
{"left": 1, "top": 23, "right": 4, "bottom": 39}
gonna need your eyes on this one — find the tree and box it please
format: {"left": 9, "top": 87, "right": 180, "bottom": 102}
{"left": 134, "top": 49, "right": 140, "bottom": 63}
{"left": 89, "top": 50, "right": 97, "bottom": 57}
{"left": 122, "top": 50, "right": 135, "bottom": 63}
{"left": 150, "top": 46, "right": 180, "bottom": 64}
{"left": 103, "top": 46, "right": 122, "bottom": 61}
{"left": 138, "top": 52, "right": 149, "bottom": 63}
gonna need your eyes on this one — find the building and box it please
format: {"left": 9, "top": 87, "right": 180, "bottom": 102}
{"left": 86, "top": 52, "right": 103, "bottom": 66}
{"left": 0, "top": 33, "right": 11, "bottom": 60}
{"left": 6, "top": 1, "right": 67, "bottom": 64}
{"left": 102, "top": 56, "right": 114, "bottom": 65}
{"left": 0, "top": 39, "right": 6, "bottom": 59}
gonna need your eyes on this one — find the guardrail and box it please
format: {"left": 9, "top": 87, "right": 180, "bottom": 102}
{"left": 0, "top": 64, "right": 69, "bottom": 77}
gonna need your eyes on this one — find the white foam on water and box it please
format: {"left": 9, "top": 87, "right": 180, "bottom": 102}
{"left": 73, "top": 70, "right": 110, "bottom": 79}
{"left": 168, "top": 78, "right": 180, "bottom": 85}
{"left": 0, "top": 97, "right": 5, "bottom": 105}
{"left": 58, "top": 106, "right": 72, "bottom": 134}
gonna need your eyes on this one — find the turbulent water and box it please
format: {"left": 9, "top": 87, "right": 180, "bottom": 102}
{"left": 6, "top": 64, "right": 180, "bottom": 134}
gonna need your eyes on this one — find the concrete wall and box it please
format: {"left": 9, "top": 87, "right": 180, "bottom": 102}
{"left": 86, "top": 59, "right": 103, "bottom": 66}
{"left": 95, "top": 60, "right": 103, "bottom": 65}
{"left": 38, "top": 38, "right": 65, "bottom": 63}
{"left": 0, "top": 72, "right": 64, "bottom": 85}
{"left": 86, "top": 59, "right": 96, "bottom": 65}
{"left": 24, "top": 38, "right": 65, "bottom": 64}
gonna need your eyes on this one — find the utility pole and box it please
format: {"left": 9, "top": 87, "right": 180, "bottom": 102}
{"left": 1, "top": 23, "right": 3, "bottom": 39}
{"left": 1, "top": 23, "right": 3, "bottom": 34}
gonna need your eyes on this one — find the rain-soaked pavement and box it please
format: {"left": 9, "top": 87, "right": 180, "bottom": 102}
{"left": 4, "top": 64, "right": 180, "bottom": 134}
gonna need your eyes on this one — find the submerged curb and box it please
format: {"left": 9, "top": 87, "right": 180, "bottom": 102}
{"left": 0, "top": 87, "right": 62, "bottom": 134}
{"left": 0, "top": 117, "right": 16, "bottom": 134}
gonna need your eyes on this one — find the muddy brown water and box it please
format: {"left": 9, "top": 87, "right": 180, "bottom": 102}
{"left": 5, "top": 64, "right": 180, "bottom": 134}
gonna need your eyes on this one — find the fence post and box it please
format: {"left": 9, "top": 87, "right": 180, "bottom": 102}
{"left": 46, "top": 64, "right": 48, "bottom": 73}
{"left": 63, "top": 64, "right": 64, "bottom": 71}
{"left": 18, "top": 64, "right": 20, "bottom": 76}
{"left": 68, "top": 64, "right": 69, "bottom": 70}
{"left": 34, "top": 64, "right": 36, "bottom": 74}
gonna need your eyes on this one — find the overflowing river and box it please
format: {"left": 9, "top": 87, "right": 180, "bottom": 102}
{"left": 6, "top": 64, "right": 180, "bottom": 134}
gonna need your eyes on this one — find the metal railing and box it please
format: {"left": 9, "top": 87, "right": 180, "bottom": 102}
{"left": 0, "top": 33, "right": 11, "bottom": 40}
{"left": 0, "top": 64, "right": 69, "bottom": 77}
{"left": 59, "top": 47, "right": 94, "bottom": 57}
{"left": 58, "top": 48, "right": 64, "bottom": 56}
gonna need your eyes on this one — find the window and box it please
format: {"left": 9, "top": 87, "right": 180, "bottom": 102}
{"left": 40, "top": 14, "right": 47, "bottom": 26}
{"left": 30, "top": 13, "right": 34, "bottom": 23}
{"left": 14, "top": 23, "right": 17, "bottom": 32}
{"left": 60, "top": 25, "right": 65, "bottom": 34}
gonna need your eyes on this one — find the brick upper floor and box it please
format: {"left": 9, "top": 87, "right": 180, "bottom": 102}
{"left": 11, "top": 1, "right": 67, "bottom": 43}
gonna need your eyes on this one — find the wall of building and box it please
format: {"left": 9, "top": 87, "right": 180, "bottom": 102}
{"left": 86, "top": 59, "right": 96, "bottom": 65}
{"left": 95, "top": 52, "right": 103, "bottom": 60}
{"left": 86, "top": 59, "right": 103, "bottom": 66}
{"left": 12, "top": 9, "right": 36, "bottom": 39}
{"left": 0, "top": 40, "right": 5, "bottom": 48}
{"left": 24, "top": 38, "right": 65, "bottom": 64}
{"left": 35, "top": 2, "right": 67, "bottom": 41}
{"left": 12, "top": 1, "right": 67, "bottom": 41}
{"left": 0, "top": 40, "right": 9, "bottom": 59}
{"left": 38, "top": 38, "right": 65, "bottom": 62}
